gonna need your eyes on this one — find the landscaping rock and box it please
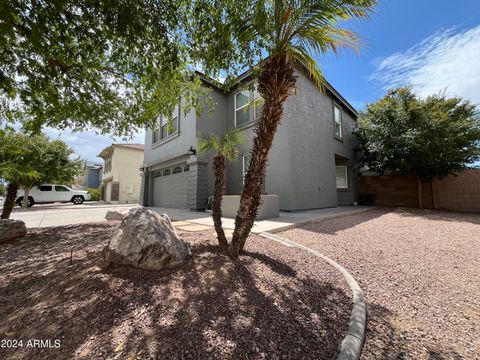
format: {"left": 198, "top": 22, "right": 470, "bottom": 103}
{"left": 0, "top": 219, "right": 27, "bottom": 243}
{"left": 105, "top": 208, "right": 135, "bottom": 221}
{"left": 102, "top": 207, "right": 190, "bottom": 270}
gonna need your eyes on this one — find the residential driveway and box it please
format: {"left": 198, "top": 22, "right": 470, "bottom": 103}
{"left": 278, "top": 208, "right": 480, "bottom": 359}
{"left": 10, "top": 203, "right": 138, "bottom": 228}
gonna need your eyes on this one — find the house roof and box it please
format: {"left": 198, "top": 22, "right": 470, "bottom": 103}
{"left": 195, "top": 62, "right": 358, "bottom": 117}
{"left": 97, "top": 143, "right": 144, "bottom": 158}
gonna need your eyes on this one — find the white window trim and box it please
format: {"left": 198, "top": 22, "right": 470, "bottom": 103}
{"left": 334, "top": 104, "right": 343, "bottom": 139}
{"left": 152, "top": 106, "right": 180, "bottom": 145}
{"left": 234, "top": 90, "right": 251, "bottom": 127}
{"left": 234, "top": 84, "right": 262, "bottom": 127}
{"left": 336, "top": 165, "right": 348, "bottom": 189}
{"left": 253, "top": 87, "right": 262, "bottom": 120}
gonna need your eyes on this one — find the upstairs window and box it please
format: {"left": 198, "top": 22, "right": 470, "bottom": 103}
{"left": 336, "top": 166, "right": 348, "bottom": 189}
{"left": 103, "top": 156, "right": 112, "bottom": 173}
{"left": 235, "top": 84, "right": 263, "bottom": 127}
{"left": 172, "top": 166, "right": 182, "bottom": 174}
{"left": 162, "top": 169, "right": 171, "bottom": 176}
{"left": 235, "top": 90, "right": 250, "bottom": 127}
{"left": 152, "top": 108, "right": 179, "bottom": 144}
{"left": 334, "top": 105, "right": 342, "bottom": 139}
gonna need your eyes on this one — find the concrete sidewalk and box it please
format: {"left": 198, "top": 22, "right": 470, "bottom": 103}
{"left": 151, "top": 205, "right": 374, "bottom": 233}
{"left": 12, "top": 204, "right": 138, "bottom": 228}
{"left": 11, "top": 201, "right": 374, "bottom": 232}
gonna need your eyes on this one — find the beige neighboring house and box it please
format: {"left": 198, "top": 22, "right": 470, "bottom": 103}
{"left": 97, "top": 144, "right": 144, "bottom": 203}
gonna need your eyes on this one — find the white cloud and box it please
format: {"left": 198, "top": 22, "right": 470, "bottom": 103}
{"left": 43, "top": 127, "right": 145, "bottom": 162}
{"left": 370, "top": 25, "right": 480, "bottom": 104}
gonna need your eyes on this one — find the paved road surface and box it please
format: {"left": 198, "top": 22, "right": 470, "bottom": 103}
{"left": 10, "top": 203, "right": 138, "bottom": 228}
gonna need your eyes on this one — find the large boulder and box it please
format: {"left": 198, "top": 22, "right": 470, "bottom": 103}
{"left": 105, "top": 207, "right": 137, "bottom": 221}
{"left": 102, "top": 207, "right": 190, "bottom": 270}
{"left": 0, "top": 219, "right": 27, "bottom": 243}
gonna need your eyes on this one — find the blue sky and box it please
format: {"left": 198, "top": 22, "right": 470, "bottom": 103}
{"left": 53, "top": 0, "right": 480, "bottom": 162}
{"left": 320, "top": 0, "right": 480, "bottom": 110}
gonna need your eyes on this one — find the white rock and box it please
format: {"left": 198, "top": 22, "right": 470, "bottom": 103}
{"left": 0, "top": 219, "right": 27, "bottom": 243}
{"left": 104, "top": 208, "right": 135, "bottom": 221}
{"left": 102, "top": 207, "right": 190, "bottom": 269}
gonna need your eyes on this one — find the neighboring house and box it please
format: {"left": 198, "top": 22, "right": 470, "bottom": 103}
{"left": 73, "top": 161, "right": 103, "bottom": 189}
{"left": 98, "top": 144, "right": 144, "bottom": 203}
{"left": 141, "top": 67, "right": 358, "bottom": 211}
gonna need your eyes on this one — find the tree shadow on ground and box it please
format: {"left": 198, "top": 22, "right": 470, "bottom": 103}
{"left": 0, "top": 223, "right": 351, "bottom": 360}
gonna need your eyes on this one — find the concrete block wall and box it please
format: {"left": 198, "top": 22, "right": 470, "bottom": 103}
{"left": 358, "top": 169, "right": 480, "bottom": 213}
{"left": 432, "top": 169, "right": 480, "bottom": 213}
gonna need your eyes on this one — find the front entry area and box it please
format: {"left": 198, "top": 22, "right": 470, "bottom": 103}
{"left": 152, "top": 164, "right": 188, "bottom": 208}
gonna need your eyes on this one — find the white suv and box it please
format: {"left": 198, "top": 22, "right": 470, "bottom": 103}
{"left": 16, "top": 185, "right": 92, "bottom": 207}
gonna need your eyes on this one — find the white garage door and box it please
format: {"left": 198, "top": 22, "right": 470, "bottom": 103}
{"left": 153, "top": 165, "right": 188, "bottom": 208}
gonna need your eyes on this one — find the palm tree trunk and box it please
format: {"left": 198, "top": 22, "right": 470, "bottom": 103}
{"left": 212, "top": 154, "right": 228, "bottom": 247}
{"left": 1, "top": 183, "right": 19, "bottom": 219}
{"left": 230, "top": 54, "right": 296, "bottom": 258}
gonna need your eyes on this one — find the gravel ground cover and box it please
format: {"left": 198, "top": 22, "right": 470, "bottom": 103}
{"left": 280, "top": 207, "right": 480, "bottom": 359}
{"left": 0, "top": 221, "right": 351, "bottom": 360}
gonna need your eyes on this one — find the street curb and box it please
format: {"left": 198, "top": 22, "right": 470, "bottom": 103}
{"left": 263, "top": 206, "right": 377, "bottom": 234}
{"left": 259, "top": 232, "right": 366, "bottom": 360}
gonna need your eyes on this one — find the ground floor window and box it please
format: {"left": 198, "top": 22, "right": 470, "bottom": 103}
{"left": 336, "top": 166, "right": 348, "bottom": 189}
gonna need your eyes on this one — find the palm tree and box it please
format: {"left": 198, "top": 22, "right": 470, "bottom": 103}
{"left": 229, "top": 0, "right": 376, "bottom": 257}
{"left": 198, "top": 128, "right": 245, "bottom": 247}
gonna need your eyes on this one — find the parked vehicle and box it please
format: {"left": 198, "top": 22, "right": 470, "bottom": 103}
{"left": 16, "top": 185, "right": 92, "bottom": 207}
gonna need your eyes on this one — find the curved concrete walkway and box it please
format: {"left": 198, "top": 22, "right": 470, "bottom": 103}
{"left": 259, "top": 232, "right": 366, "bottom": 360}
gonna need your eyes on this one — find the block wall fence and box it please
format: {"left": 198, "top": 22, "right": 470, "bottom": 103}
{"left": 358, "top": 169, "right": 480, "bottom": 213}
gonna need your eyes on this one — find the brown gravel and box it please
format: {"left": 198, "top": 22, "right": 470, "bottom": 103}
{"left": 280, "top": 207, "right": 480, "bottom": 359}
{"left": 0, "top": 221, "right": 351, "bottom": 360}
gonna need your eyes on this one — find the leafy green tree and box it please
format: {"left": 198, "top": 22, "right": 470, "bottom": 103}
{"left": 0, "top": 129, "right": 83, "bottom": 217}
{"left": 0, "top": 0, "right": 205, "bottom": 135}
{"left": 189, "top": 0, "right": 376, "bottom": 257}
{"left": 198, "top": 128, "right": 245, "bottom": 247}
{"left": 1, "top": 1, "right": 376, "bottom": 257}
{"left": 355, "top": 87, "right": 480, "bottom": 208}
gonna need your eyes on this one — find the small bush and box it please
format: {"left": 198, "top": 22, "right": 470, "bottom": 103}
{"left": 87, "top": 187, "right": 101, "bottom": 201}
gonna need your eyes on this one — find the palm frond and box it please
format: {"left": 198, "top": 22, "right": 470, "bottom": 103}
{"left": 289, "top": 45, "right": 326, "bottom": 90}
{"left": 197, "top": 133, "right": 219, "bottom": 153}
{"left": 220, "top": 128, "right": 245, "bottom": 161}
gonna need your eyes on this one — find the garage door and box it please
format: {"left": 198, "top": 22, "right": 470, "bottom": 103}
{"left": 153, "top": 164, "right": 188, "bottom": 208}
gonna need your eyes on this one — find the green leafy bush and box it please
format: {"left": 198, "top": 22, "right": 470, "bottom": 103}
{"left": 87, "top": 188, "right": 101, "bottom": 201}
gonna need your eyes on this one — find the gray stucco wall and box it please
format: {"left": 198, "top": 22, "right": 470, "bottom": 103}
{"left": 196, "top": 88, "right": 228, "bottom": 198}
{"left": 224, "top": 85, "right": 294, "bottom": 210}
{"left": 225, "top": 70, "right": 357, "bottom": 211}
{"left": 142, "top": 70, "right": 358, "bottom": 211}
{"left": 283, "top": 70, "right": 358, "bottom": 210}
{"left": 144, "top": 103, "right": 197, "bottom": 167}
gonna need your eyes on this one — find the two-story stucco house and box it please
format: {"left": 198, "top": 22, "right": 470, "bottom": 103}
{"left": 140, "top": 67, "right": 358, "bottom": 212}
{"left": 98, "top": 144, "right": 144, "bottom": 203}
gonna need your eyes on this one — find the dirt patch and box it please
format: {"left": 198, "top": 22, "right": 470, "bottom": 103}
{"left": 0, "top": 221, "right": 351, "bottom": 359}
{"left": 280, "top": 207, "right": 480, "bottom": 359}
